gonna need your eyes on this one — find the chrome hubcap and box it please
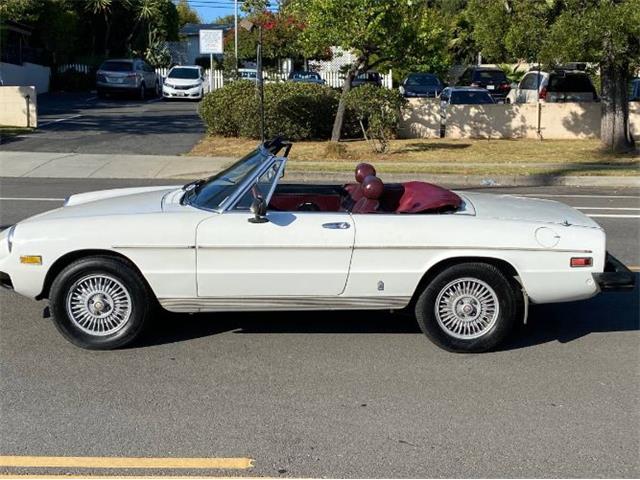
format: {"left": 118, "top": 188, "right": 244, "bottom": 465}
{"left": 66, "top": 274, "right": 132, "bottom": 336}
{"left": 435, "top": 277, "right": 499, "bottom": 340}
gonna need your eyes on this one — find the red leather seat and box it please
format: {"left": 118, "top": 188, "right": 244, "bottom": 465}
{"left": 395, "top": 181, "right": 462, "bottom": 213}
{"left": 344, "top": 163, "right": 377, "bottom": 203}
{"left": 351, "top": 175, "right": 384, "bottom": 213}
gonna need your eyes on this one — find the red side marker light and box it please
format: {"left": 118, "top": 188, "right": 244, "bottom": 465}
{"left": 570, "top": 257, "right": 593, "bottom": 267}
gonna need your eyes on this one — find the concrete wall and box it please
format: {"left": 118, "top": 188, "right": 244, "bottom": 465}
{"left": 0, "top": 86, "right": 37, "bottom": 127}
{"left": 400, "top": 100, "right": 640, "bottom": 141}
{"left": 0, "top": 62, "right": 51, "bottom": 94}
{"left": 398, "top": 99, "right": 441, "bottom": 139}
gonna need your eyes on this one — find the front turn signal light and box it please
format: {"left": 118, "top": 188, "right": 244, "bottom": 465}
{"left": 20, "top": 255, "right": 42, "bottom": 265}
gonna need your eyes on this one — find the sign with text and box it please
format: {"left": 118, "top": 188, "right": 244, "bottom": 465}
{"left": 199, "top": 30, "right": 223, "bottom": 54}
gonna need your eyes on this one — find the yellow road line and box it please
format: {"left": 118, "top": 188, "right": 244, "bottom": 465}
{"left": 0, "top": 476, "right": 271, "bottom": 480}
{"left": 0, "top": 456, "right": 253, "bottom": 470}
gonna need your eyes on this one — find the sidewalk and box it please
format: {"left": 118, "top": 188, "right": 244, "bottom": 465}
{"left": 1, "top": 151, "right": 638, "bottom": 187}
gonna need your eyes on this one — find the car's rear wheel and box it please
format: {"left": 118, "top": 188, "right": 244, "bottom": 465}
{"left": 415, "top": 263, "right": 518, "bottom": 353}
{"left": 49, "top": 256, "right": 151, "bottom": 350}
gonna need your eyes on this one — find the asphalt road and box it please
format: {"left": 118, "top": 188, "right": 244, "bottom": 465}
{"left": 0, "top": 92, "right": 205, "bottom": 155}
{"left": 0, "top": 179, "right": 639, "bottom": 478}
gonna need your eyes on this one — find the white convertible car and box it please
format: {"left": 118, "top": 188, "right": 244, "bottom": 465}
{"left": 0, "top": 138, "right": 634, "bottom": 352}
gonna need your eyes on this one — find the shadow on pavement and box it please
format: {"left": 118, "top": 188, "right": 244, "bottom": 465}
{"left": 137, "top": 275, "right": 639, "bottom": 350}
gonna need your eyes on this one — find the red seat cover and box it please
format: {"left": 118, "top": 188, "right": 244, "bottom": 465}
{"left": 396, "top": 181, "right": 462, "bottom": 213}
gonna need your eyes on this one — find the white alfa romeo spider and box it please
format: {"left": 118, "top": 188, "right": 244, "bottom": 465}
{"left": 0, "top": 138, "right": 634, "bottom": 352}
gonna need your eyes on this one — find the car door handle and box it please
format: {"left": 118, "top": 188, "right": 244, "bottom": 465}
{"left": 322, "top": 222, "right": 350, "bottom": 230}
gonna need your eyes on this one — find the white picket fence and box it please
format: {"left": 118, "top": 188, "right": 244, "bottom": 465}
{"left": 56, "top": 64, "right": 394, "bottom": 91}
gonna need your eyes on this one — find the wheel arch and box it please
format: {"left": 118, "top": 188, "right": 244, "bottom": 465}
{"left": 409, "top": 255, "right": 522, "bottom": 306}
{"left": 37, "top": 249, "right": 153, "bottom": 300}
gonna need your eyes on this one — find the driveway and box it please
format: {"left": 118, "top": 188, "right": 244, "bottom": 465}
{"left": 0, "top": 92, "right": 205, "bottom": 155}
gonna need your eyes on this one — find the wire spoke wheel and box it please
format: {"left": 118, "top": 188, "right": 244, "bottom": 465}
{"left": 65, "top": 274, "right": 132, "bottom": 337}
{"left": 435, "top": 277, "right": 499, "bottom": 340}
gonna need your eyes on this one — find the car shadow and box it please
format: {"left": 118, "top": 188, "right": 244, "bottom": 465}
{"left": 135, "top": 276, "right": 639, "bottom": 351}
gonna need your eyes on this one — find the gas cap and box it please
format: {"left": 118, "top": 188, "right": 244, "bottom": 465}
{"left": 535, "top": 226, "right": 561, "bottom": 248}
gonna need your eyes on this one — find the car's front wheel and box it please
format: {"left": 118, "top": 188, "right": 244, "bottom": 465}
{"left": 415, "top": 263, "right": 519, "bottom": 353}
{"left": 49, "top": 256, "right": 152, "bottom": 350}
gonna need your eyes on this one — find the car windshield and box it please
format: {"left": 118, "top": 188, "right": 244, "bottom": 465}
{"left": 406, "top": 74, "right": 439, "bottom": 86}
{"left": 183, "top": 148, "right": 271, "bottom": 211}
{"left": 474, "top": 70, "right": 507, "bottom": 82}
{"left": 168, "top": 68, "right": 200, "bottom": 79}
{"left": 292, "top": 72, "right": 320, "bottom": 80}
{"left": 100, "top": 61, "right": 133, "bottom": 72}
{"left": 450, "top": 91, "right": 494, "bottom": 104}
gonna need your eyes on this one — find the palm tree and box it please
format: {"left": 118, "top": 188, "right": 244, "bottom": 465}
{"left": 85, "top": 0, "right": 113, "bottom": 56}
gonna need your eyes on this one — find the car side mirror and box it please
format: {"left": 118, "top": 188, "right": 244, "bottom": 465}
{"left": 248, "top": 197, "right": 269, "bottom": 223}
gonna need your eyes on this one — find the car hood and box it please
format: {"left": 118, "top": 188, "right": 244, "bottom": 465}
{"left": 165, "top": 78, "right": 202, "bottom": 86}
{"left": 22, "top": 186, "right": 180, "bottom": 223}
{"left": 459, "top": 192, "right": 600, "bottom": 228}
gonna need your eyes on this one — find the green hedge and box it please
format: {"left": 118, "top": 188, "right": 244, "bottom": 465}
{"left": 200, "top": 80, "right": 343, "bottom": 140}
{"left": 199, "top": 80, "right": 404, "bottom": 141}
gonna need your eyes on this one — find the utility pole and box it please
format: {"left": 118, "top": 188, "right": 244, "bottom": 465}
{"left": 234, "top": 0, "right": 238, "bottom": 70}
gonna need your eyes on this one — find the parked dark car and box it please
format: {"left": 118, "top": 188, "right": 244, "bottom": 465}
{"left": 399, "top": 73, "right": 443, "bottom": 98}
{"left": 351, "top": 71, "right": 382, "bottom": 88}
{"left": 96, "top": 58, "right": 160, "bottom": 99}
{"left": 630, "top": 78, "right": 640, "bottom": 102}
{"left": 457, "top": 66, "right": 510, "bottom": 102}
{"left": 440, "top": 87, "right": 495, "bottom": 106}
{"left": 288, "top": 71, "right": 325, "bottom": 84}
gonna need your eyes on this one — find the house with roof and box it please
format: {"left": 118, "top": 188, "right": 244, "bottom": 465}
{"left": 167, "top": 23, "right": 231, "bottom": 66}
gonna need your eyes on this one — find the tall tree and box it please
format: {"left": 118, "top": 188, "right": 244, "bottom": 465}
{"left": 290, "top": 0, "right": 445, "bottom": 143}
{"left": 465, "top": 0, "right": 639, "bottom": 153}
{"left": 176, "top": 0, "right": 200, "bottom": 27}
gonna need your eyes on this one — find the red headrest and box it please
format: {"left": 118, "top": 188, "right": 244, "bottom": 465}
{"left": 362, "top": 175, "right": 384, "bottom": 199}
{"left": 355, "top": 163, "right": 376, "bottom": 183}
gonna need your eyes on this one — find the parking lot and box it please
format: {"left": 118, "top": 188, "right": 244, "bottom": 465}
{"left": 0, "top": 92, "right": 205, "bottom": 155}
{"left": 0, "top": 178, "right": 638, "bottom": 478}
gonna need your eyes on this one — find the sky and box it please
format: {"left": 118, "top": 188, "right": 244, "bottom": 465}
{"left": 183, "top": 0, "right": 278, "bottom": 23}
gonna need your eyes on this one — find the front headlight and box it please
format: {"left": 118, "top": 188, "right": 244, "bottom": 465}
{"left": 7, "top": 225, "right": 16, "bottom": 253}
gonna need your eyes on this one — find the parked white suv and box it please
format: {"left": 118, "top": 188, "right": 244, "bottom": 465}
{"left": 506, "top": 68, "right": 598, "bottom": 104}
{"left": 162, "top": 65, "right": 207, "bottom": 100}
{"left": 96, "top": 59, "right": 160, "bottom": 99}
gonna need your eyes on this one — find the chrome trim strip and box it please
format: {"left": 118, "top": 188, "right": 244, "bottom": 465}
{"left": 159, "top": 296, "right": 410, "bottom": 312}
{"left": 354, "top": 245, "right": 593, "bottom": 253}
{"left": 197, "top": 244, "right": 350, "bottom": 250}
{"left": 113, "top": 245, "right": 196, "bottom": 250}
{"left": 195, "top": 244, "right": 591, "bottom": 253}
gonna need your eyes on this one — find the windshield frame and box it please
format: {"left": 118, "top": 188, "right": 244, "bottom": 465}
{"left": 183, "top": 141, "right": 289, "bottom": 214}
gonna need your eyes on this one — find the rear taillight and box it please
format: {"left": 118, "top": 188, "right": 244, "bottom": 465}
{"left": 571, "top": 257, "right": 593, "bottom": 268}
{"left": 539, "top": 86, "right": 547, "bottom": 100}
{"left": 499, "top": 82, "right": 510, "bottom": 90}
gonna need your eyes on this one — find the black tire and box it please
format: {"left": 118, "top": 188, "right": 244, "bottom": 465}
{"left": 415, "top": 263, "right": 519, "bottom": 353}
{"left": 97, "top": 90, "right": 107, "bottom": 99}
{"left": 49, "top": 256, "right": 152, "bottom": 350}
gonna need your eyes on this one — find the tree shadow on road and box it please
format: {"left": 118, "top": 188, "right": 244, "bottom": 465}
{"left": 136, "top": 276, "right": 638, "bottom": 351}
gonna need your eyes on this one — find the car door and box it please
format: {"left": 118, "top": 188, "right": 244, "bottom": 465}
{"left": 195, "top": 161, "right": 354, "bottom": 297}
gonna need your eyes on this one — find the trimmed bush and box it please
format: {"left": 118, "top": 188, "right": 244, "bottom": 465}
{"left": 199, "top": 80, "right": 343, "bottom": 140}
{"left": 345, "top": 85, "right": 407, "bottom": 153}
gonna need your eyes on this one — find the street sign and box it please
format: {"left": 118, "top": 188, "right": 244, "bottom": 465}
{"left": 199, "top": 30, "right": 223, "bottom": 54}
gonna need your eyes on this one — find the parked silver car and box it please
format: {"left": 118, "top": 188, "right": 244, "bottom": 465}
{"left": 506, "top": 68, "right": 598, "bottom": 104}
{"left": 96, "top": 59, "right": 161, "bottom": 99}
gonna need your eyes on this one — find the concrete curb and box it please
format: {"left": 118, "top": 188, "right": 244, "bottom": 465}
{"left": 1, "top": 151, "right": 638, "bottom": 188}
